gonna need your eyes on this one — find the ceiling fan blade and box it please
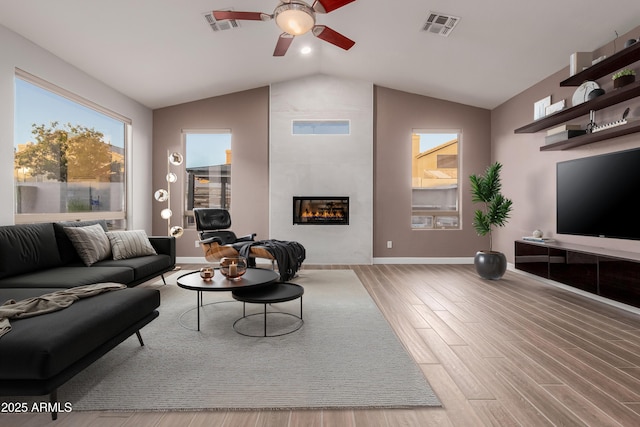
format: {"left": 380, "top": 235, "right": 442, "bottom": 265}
{"left": 312, "top": 0, "right": 356, "bottom": 14}
{"left": 212, "top": 11, "right": 272, "bottom": 21}
{"left": 273, "top": 33, "right": 295, "bottom": 56}
{"left": 312, "top": 25, "right": 355, "bottom": 50}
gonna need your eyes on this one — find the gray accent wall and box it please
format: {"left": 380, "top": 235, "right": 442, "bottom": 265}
{"left": 270, "top": 75, "right": 374, "bottom": 264}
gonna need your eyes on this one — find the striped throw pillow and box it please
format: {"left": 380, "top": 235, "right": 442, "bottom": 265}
{"left": 63, "top": 224, "right": 112, "bottom": 266}
{"left": 106, "top": 230, "right": 157, "bottom": 260}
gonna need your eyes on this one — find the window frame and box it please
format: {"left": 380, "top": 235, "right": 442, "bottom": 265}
{"left": 411, "top": 129, "right": 462, "bottom": 230}
{"left": 13, "top": 69, "right": 130, "bottom": 225}
{"left": 182, "top": 129, "right": 232, "bottom": 228}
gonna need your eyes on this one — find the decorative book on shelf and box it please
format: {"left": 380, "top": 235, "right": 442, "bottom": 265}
{"left": 544, "top": 130, "right": 586, "bottom": 145}
{"left": 546, "top": 124, "right": 582, "bottom": 136}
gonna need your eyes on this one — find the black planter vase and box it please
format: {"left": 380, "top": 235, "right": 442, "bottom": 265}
{"left": 474, "top": 251, "right": 507, "bottom": 280}
{"left": 613, "top": 74, "right": 635, "bottom": 89}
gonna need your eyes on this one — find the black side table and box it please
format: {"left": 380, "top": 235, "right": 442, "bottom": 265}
{"left": 231, "top": 282, "right": 304, "bottom": 337}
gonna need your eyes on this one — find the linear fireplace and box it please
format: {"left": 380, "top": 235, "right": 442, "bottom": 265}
{"left": 293, "top": 197, "right": 349, "bottom": 225}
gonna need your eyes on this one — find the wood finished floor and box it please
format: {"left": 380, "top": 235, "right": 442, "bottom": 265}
{"left": 3, "top": 264, "right": 640, "bottom": 426}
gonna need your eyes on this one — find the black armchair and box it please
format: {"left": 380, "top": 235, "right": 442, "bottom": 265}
{"left": 193, "top": 208, "right": 255, "bottom": 245}
{"left": 194, "top": 208, "right": 273, "bottom": 265}
{"left": 194, "top": 208, "right": 305, "bottom": 280}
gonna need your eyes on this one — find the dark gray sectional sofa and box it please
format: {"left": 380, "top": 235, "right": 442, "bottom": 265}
{"left": 0, "top": 220, "right": 175, "bottom": 419}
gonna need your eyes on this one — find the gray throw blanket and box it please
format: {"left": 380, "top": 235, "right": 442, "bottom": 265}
{"left": 0, "top": 283, "right": 126, "bottom": 339}
{"left": 236, "top": 240, "right": 306, "bottom": 281}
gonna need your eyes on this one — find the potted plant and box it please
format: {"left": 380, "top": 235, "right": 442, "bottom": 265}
{"left": 612, "top": 69, "right": 636, "bottom": 89}
{"left": 469, "top": 162, "right": 513, "bottom": 280}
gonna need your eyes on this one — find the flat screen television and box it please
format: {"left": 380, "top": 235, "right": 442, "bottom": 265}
{"left": 557, "top": 147, "right": 640, "bottom": 240}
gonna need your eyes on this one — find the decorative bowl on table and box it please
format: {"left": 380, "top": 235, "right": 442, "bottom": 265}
{"left": 199, "top": 266, "right": 214, "bottom": 281}
{"left": 219, "top": 256, "right": 247, "bottom": 280}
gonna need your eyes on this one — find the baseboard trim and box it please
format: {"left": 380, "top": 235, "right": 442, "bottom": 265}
{"left": 373, "top": 257, "right": 473, "bottom": 265}
{"left": 177, "top": 257, "right": 208, "bottom": 264}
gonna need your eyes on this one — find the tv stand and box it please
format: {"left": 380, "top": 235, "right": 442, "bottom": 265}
{"left": 515, "top": 240, "right": 640, "bottom": 308}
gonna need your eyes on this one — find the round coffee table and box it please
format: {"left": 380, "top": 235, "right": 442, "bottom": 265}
{"left": 177, "top": 268, "right": 279, "bottom": 331}
{"left": 231, "top": 283, "right": 304, "bottom": 337}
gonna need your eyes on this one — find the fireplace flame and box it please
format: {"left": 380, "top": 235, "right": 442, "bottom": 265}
{"left": 302, "top": 209, "right": 344, "bottom": 219}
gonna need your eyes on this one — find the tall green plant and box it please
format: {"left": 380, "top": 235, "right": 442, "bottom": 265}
{"left": 469, "top": 162, "right": 513, "bottom": 252}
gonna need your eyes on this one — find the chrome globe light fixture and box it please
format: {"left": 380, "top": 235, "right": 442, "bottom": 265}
{"left": 274, "top": 1, "right": 315, "bottom": 35}
{"left": 154, "top": 151, "right": 184, "bottom": 238}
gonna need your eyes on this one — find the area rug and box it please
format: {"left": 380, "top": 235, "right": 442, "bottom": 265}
{"left": 55, "top": 269, "right": 440, "bottom": 411}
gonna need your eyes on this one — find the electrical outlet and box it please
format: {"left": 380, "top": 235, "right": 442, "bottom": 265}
{"left": 195, "top": 240, "right": 200, "bottom": 248}
{"left": 387, "top": 240, "right": 393, "bottom": 249}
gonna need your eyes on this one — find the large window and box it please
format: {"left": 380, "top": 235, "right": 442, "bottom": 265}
{"left": 411, "top": 131, "right": 460, "bottom": 229}
{"left": 183, "top": 131, "right": 232, "bottom": 227}
{"left": 14, "top": 70, "right": 128, "bottom": 227}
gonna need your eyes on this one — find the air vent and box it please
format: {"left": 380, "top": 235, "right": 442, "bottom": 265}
{"left": 203, "top": 11, "right": 240, "bottom": 32}
{"left": 421, "top": 12, "right": 460, "bottom": 37}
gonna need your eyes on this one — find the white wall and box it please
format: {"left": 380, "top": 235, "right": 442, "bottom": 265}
{"left": 270, "top": 74, "right": 373, "bottom": 264}
{"left": 0, "top": 24, "right": 153, "bottom": 230}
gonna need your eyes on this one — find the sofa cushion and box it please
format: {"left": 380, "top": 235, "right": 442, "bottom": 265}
{"left": 64, "top": 224, "right": 112, "bottom": 266}
{"left": 106, "top": 230, "right": 157, "bottom": 260}
{"left": 0, "top": 223, "right": 62, "bottom": 279}
{"left": 95, "top": 254, "right": 173, "bottom": 282}
{"left": 53, "top": 220, "right": 108, "bottom": 265}
{"left": 0, "top": 287, "right": 160, "bottom": 380}
{"left": 0, "top": 266, "right": 134, "bottom": 289}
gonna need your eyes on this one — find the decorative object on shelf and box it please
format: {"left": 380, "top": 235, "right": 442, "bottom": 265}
{"left": 199, "top": 266, "right": 214, "bottom": 281}
{"left": 572, "top": 81, "right": 599, "bottom": 106}
{"left": 545, "top": 99, "right": 565, "bottom": 115}
{"left": 586, "top": 109, "right": 598, "bottom": 133}
{"left": 533, "top": 96, "right": 551, "bottom": 120}
{"left": 219, "top": 256, "right": 248, "bottom": 280}
{"left": 546, "top": 124, "right": 582, "bottom": 136}
{"left": 545, "top": 129, "right": 586, "bottom": 144}
{"left": 587, "top": 88, "right": 605, "bottom": 100}
{"left": 592, "top": 107, "right": 630, "bottom": 133}
{"left": 624, "top": 38, "right": 637, "bottom": 48}
{"left": 521, "top": 236, "right": 555, "bottom": 243}
{"left": 570, "top": 52, "right": 592, "bottom": 76}
{"left": 612, "top": 69, "right": 636, "bottom": 89}
{"left": 469, "top": 162, "right": 513, "bottom": 280}
{"left": 532, "top": 229, "right": 543, "bottom": 238}
{"left": 154, "top": 151, "right": 184, "bottom": 238}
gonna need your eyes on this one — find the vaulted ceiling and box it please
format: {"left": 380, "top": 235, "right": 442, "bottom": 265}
{"left": 1, "top": 0, "right": 638, "bottom": 109}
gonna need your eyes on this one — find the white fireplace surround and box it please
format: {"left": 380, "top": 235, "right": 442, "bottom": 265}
{"left": 269, "top": 75, "right": 373, "bottom": 264}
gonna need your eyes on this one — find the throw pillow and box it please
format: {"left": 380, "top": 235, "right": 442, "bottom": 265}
{"left": 63, "top": 224, "right": 112, "bottom": 266}
{"left": 106, "top": 230, "right": 157, "bottom": 260}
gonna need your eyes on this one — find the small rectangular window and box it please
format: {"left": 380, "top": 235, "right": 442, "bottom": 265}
{"left": 292, "top": 120, "right": 350, "bottom": 135}
{"left": 183, "top": 131, "right": 232, "bottom": 228}
{"left": 411, "top": 130, "right": 460, "bottom": 230}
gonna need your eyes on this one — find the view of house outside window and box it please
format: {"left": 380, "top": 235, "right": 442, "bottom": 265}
{"left": 183, "top": 131, "right": 232, "bottom": 228}
{"left": 13, "top": 72, "right": 128, "bottom": 227}
{"left": 411, "top": 131, "right": 460, "bottom": 229}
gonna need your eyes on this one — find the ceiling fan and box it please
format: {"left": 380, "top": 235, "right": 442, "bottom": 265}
{"left": 212, "top": 0, "right": 356, "bottom": 56}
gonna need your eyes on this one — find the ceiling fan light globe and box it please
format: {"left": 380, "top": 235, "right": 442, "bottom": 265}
{"left": 275, "top": 3, "right": 315, "bottom": 35}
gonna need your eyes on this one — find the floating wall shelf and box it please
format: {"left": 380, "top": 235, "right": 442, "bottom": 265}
{"left": 514, "top": 41, "right": 640, "bottom": 150}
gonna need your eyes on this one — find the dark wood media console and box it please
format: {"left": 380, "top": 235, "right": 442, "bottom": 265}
{"left": 515, "top": 240, "right": 640, "bottom": 309}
